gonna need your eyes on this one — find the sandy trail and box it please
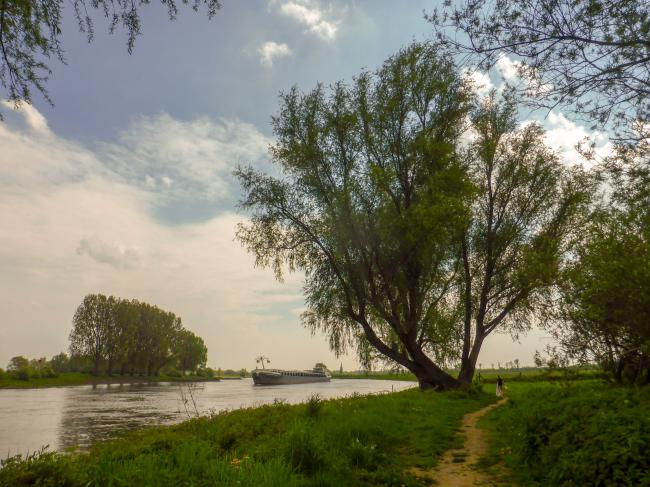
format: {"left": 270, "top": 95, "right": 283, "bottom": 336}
{"left": 410, "top": 399, "right": 508, "bottom": 486}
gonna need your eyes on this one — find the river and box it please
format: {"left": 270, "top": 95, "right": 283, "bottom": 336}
{"left": 0, "top": 378, "right": 415, "bottom": 457}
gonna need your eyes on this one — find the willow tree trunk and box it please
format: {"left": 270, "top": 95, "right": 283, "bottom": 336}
{"left": 458, "top": 333, "right": 484, "bottom": 384}
{"left": 407, "top": 355, "right": 462, "bottom": 390}
{"left": 416, "top": 368, "right": 462, "bottom": 390}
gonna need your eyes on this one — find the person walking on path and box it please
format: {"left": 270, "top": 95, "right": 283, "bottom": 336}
{"left": 496, "top": 375, "right": 504, "bottom": 398}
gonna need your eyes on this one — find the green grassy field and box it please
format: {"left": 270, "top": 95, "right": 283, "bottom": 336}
{"left": 0, "top": 387, "right": 494, "bottom": 486}
{"left": 478, "top": 380, "right": 650, "bottom": 486}
{"left": 331, "top": 372, "right": 418, "bottom": 381}
{"left": 0, "top": 372, "right": 220, "bottom": 389}
{"left": 331, "top": 368, "right": 603, "bottom": 383}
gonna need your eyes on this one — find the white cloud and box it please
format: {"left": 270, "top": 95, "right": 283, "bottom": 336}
{"left": 1, "top": 101, "right": 52, "bottom": 135}
{"left": 99, "top": 113, "right": 271, "bottom": 203}
{"left": 277, "top": 1, "right": 339, "bottom": 40}
{"left": 539, "top": 111, "right": 612, "bottom": 166}
{"left": 495, "top": 55, "right": 521, "bottom": 82}
{"left": 77, "top": 238, "right": 142, "bottom": 269}
{"left": 160, "top": 176, "right": 173, "bottom": 188}
{"left": 494, "top": 54, "right": 552, "bottom": 97}
{"left": 258, "top": 41, "right": 293, "bottom": 67}
{"left": 462, "top": 69, "right": 494, "bottom": 96}
{"left": 0, "top": 106, "right": 344, "bottom": 371}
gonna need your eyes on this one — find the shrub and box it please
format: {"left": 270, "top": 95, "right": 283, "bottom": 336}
{"left": 0, "top": 448, "right": 78, "bottom": 486}
{"left": 41, "top": 367, "right": 58, "bottom": 378}
{"left": 164, "top": 368, "right": 182, "bottom": 378}
{"left": 485, "top": 383, "right": 650, "bottom": 486}
{"left": 10, "top": 369, "right": 30, "bottom": 381}
{"left": 306, "top": 393, "right": 322, "bottom": 418}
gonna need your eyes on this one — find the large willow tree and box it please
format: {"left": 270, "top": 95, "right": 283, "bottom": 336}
{"left": 237, "top": 43, "right": 592, "bottom": 390}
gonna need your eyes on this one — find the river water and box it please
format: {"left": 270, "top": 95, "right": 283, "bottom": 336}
{"left": 0, "top": 378, "right": 415, "bottom": 457}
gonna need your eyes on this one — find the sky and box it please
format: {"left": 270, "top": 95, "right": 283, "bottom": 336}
{"left": 0, "top": 0, "right": 612, "bottom": 371}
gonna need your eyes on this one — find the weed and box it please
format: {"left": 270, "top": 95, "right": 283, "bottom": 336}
{"left": 306, "top": 393, "right": 322, "bottom": 418}
{"left": 283, "top": 420, "right": 324, "bottom": 473}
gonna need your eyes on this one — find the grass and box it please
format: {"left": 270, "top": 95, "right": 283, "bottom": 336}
{"left": 0, "top": 372, "right": 220, "bottom": 389}
{"left": 331, "top": 372, "right": 418, "bottom": 381}
{"left": 0, "top": 387, "right": 495, "bottom": 486}
{"left": 476, "top": 368, "right": 604, "bottom": 383}
{"left": 477, "top": 380, "right": 650, "bottom": 486}
{"left": 331, "top": 368, "right": 603, "bottom": 383}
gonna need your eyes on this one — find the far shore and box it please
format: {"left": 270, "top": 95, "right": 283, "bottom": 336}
{"left": 1, "top": 368, "right": 602, "bottom": 390}
{"left": 0, "top": 372, "right": 230, "bottom": 390}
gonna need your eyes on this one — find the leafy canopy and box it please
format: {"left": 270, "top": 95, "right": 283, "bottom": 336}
{"left": 237, "top": 43, "right": 473, "bottom": 388}
{"left": 430, "top": 0, "right": 650, "bottom": 141}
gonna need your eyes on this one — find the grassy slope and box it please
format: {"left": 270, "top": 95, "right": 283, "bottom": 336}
{"left": 478, "top": 380, "right": 650, "bottom": 486}
{"left": 0, "top": 372, "right": 220, "bottom": 389}
{"left": 0, "top": 388, "right": 494, "bottom": 486}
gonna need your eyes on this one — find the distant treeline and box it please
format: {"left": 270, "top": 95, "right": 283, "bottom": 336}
{"left": 69, "top": 294, "right": 208, "bottom": 376}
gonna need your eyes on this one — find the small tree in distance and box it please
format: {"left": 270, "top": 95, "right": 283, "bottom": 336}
{"left": 7, "top": 356, "right": 29, "bottom": 371}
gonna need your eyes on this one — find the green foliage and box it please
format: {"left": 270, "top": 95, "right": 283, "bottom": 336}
{"left": 174, "top": 329, "right": 208, "bottom": 373}
{"left": 49, "top": 353, "right": 70, "bottom": 373}
{"left": 237, "top": 42, "right": 592, "bottom": 389}
{"left": 10, "top": 369, "right": 30, "bottom": 381}
{"left": 3, "top": 358, "right": 60, "bottom": 381}
{"left": 432, "top": 0, "right": 650, "bottom": 140}
{"left": 454, "top": 92, "right": 593, "bottom": 382}
{"left": 305, "top": 394, "right": 323, "bottom": 418}
{"left": 161, "top": 367, "right": 183, "bottom": 378}
{"left": 237, "top": 42, "right": 473, "bottom": 388}
{"left": 0, "top": 447, "right": 81, "bottom": 487}
{"left": 7, "top": 356, "right": 29, "bottom": 371}
{"left": 480, "top": 382, "right": 650, "bottom": 486}
{"left": 346, "top": 437, "right": 380, "bottom": 470}
{"left": 283, "top": 420, "right": 325, "bottom": 473}
{"left": 69, "top": 294, "right": 209, "bottom": 377}
{"left": 0, "top": 388, "right": 495, "bottom": 486}
{"left": 555, "top": 143, "right": 650, "bottom": 384}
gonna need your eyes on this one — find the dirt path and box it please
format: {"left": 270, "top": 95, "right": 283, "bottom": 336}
{"left": 410, "top": 399, "right": 508, "bottom": 486}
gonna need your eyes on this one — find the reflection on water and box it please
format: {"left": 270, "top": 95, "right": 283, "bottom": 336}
{"left": 57, "top": 382, "right": 181, "bottom": 451}
{"left": 0, "top": 379, "right": 414, "bottom": 457}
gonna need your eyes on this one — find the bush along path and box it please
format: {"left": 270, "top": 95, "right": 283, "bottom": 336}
{"left": 477, "top": 381, "right": 650, "bottom": 486}
{"left": 410, "top": 398, "right": 509, "bottom": 486}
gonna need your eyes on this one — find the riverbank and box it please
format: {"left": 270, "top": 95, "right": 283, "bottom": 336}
{"left": 0, "top": 372, "right": 221, "bottom": 389}
{"left": 0, "top": 387, "right": 494, "bottom": 486}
